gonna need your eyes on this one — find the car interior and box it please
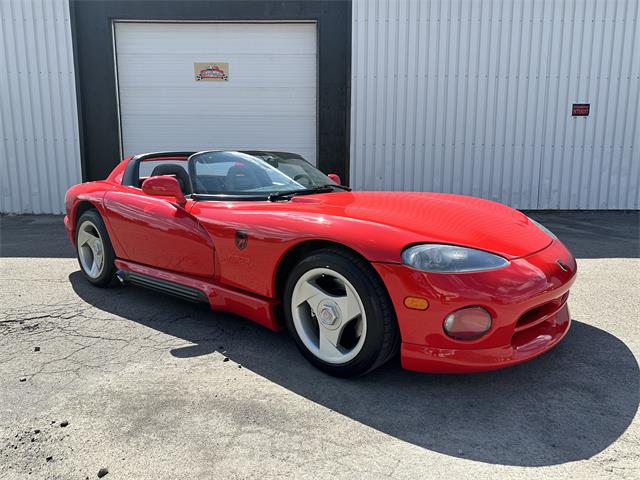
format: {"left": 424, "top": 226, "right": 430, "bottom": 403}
{"left": 133, "top": 151, "right": 322, "bottom": 197}
{"left": 137, "top": 158, "right": 273, "bottom": 195}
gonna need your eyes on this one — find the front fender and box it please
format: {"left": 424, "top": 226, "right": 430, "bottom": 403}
{"left": 65, "top": 182, "right": 126, "bottom": 257}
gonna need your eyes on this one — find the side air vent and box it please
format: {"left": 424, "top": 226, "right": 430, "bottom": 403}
{"left": 116, "top": 270, "right": 207, "bottom": 304}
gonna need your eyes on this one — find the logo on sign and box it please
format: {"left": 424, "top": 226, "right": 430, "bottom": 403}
{"left": 194, "top": 62, "right": 229, "bottom": 81}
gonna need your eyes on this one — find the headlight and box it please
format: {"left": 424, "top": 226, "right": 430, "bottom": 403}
{"left": 401, "top": 244, "right": 509, "bottom": 273}
{"left": 529, "top": 217, "right": 558, "bottom": 240}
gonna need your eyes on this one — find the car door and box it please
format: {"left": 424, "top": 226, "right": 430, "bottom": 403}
{"left": 103, "top": 157, "right": 214, "bottom": 278}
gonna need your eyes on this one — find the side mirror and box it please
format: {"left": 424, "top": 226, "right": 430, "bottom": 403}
{"left": 327, "top": 173, "right": 342, "bottom": 185}
{"left": 142, "top": 175, "right": 187, "bottom": 207}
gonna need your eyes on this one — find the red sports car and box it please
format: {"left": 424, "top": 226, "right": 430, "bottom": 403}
{"left": 65, "top": 150, "right": 577, "bottom": 377}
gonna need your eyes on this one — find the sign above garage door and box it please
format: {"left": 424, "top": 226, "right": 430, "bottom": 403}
{"left": 114, "top": 22, "right": 317, "bottom": 164}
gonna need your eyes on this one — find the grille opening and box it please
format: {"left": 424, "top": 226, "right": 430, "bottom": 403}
{"left": 516, "top": 293, "right": 569, "bottom": 332}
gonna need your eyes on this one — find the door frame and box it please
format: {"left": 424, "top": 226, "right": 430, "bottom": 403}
{"left": 70, "top": 0, "right": 351, "bottom": 184}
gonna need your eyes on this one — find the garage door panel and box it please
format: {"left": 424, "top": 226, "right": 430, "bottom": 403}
{"left": 115, "top": 22, "right": 317, "bottom": 164}
{"left": 116, "top": 54, "right": 317, "bottom": 87}
{"left": 115, "top": 23, "right": 316, "bottom": 55}
{"left": 119, "top": 88, "right": 316, "bottom": 115}
{"left": 120, "top": 116, "right": 316, "bottom": 147}
{"left": 123, "top": 139, "right": 316, "bottom": 157}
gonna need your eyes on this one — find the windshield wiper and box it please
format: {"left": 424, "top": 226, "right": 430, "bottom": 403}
{"left": 268, "top": 184, "right": 350, "bottom": 202}
{"left": 321, "top": 183, "right": 351, "bottom": 191}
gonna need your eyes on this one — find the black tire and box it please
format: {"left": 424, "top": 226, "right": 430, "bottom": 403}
{"left": 283, "top": 248, "right": 399, "bottom": 377}
{"left": 75, "top": 209, "right": 117, "bottom": 287}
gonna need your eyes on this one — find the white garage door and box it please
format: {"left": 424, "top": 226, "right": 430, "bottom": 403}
{"left": 114, "top": 22, "right": 317, "bottom": 164}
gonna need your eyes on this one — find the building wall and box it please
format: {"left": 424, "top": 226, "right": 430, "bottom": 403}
{"left": 350, "top": 0, "right": 639, "bottom": 209}
{"left": 1, "top": 0, "right": 637, "bottom": 213}
{"left": 0, "top": 0, "right": 82, "bottom": 214}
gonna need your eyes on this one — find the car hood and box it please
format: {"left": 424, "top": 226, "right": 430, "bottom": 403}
{"left": 290, "top": 191, "right": 552, "bottom": 259}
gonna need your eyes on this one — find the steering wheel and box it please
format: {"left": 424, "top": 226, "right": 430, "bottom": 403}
{"left": 293, "top": 173, "right": 313, "bottom": 187}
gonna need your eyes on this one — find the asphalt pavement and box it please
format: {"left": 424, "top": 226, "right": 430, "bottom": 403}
{"left": 0, "top": 211, "right": 638, "bottom": 479}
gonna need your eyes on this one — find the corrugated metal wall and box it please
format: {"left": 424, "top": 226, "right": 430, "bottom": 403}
{"left": 0, "top": 0, "right": 82, "bottom": 214}
{"left": 351, "top": 0, "right": 639, "bottom": 209}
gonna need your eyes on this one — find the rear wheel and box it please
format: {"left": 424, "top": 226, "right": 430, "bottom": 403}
{"left": 76, "top": 209, "right": 116, "bottom": 287}
{"left": 284, "top": 248, "right": 399, "bottom": 377}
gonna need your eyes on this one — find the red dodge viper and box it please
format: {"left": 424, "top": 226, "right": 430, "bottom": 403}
{"left": 65, "top": 150, "right": 577, "bottom": 377}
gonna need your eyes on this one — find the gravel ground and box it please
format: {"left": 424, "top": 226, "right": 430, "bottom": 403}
{"left": 0, "top": 211, "right": 638, "bottom": 479}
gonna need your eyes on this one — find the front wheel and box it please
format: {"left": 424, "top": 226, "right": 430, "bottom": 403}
{"left": 283, "top": 248, "right": 399, "bottom": 377}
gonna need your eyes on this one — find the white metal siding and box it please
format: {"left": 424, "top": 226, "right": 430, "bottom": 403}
{"left": 351, "top": 0, "right": 639, "bottom": 209}
{"left": 0, "top": 0, "right": 82, "bottom": 214}
{"left": 115, "top": 22, "right": 318, "bottom": 164}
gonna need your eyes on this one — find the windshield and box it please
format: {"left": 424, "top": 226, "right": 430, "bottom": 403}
{"left": 188, "top": 151, "right": 336, "bottom": 195}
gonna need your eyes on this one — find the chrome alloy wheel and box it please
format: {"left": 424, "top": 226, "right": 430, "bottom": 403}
{"left": 291, "top": 267, "right": 367, "bottom": 364}
{"left": 77, "top": 220, "right": 105, "bottom": 279}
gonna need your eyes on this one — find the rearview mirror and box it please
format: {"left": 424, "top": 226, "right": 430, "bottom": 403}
{"left": 142, "top": 175, "right": 187, "bottom": 207}
{"left": 327, "top": 173, "right": 342, "bottom": 185}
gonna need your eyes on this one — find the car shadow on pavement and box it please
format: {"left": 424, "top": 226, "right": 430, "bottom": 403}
{"left": 70, "top": 271, "right": 639, "bottom": 467}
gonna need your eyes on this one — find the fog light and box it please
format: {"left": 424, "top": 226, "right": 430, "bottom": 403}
{"left": 443, "top": 307, "right": 492, "bottom": 340}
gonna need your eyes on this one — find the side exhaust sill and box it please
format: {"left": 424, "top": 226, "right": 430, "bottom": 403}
{"left": 116, "top": 269, "right": 207, "bottom": 304}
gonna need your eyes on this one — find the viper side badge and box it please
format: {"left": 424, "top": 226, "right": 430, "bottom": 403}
{"left": 235, "top": 230, "right": 249, "bottom": 250}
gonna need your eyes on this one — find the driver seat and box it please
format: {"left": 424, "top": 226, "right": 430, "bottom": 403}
{"left": 150, "top": 164, "right": 192, "bottom": 194}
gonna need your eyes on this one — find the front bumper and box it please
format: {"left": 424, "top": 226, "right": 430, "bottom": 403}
{"left": 401, "top": 304, "right": 570, "bottom": 373}
{"left": 373, "top": 240, "right": 577, "bottom": 373}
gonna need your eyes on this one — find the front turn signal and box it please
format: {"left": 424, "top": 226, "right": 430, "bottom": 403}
{"left": 404, "top": 296, "right": 430, "bottom": 310}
